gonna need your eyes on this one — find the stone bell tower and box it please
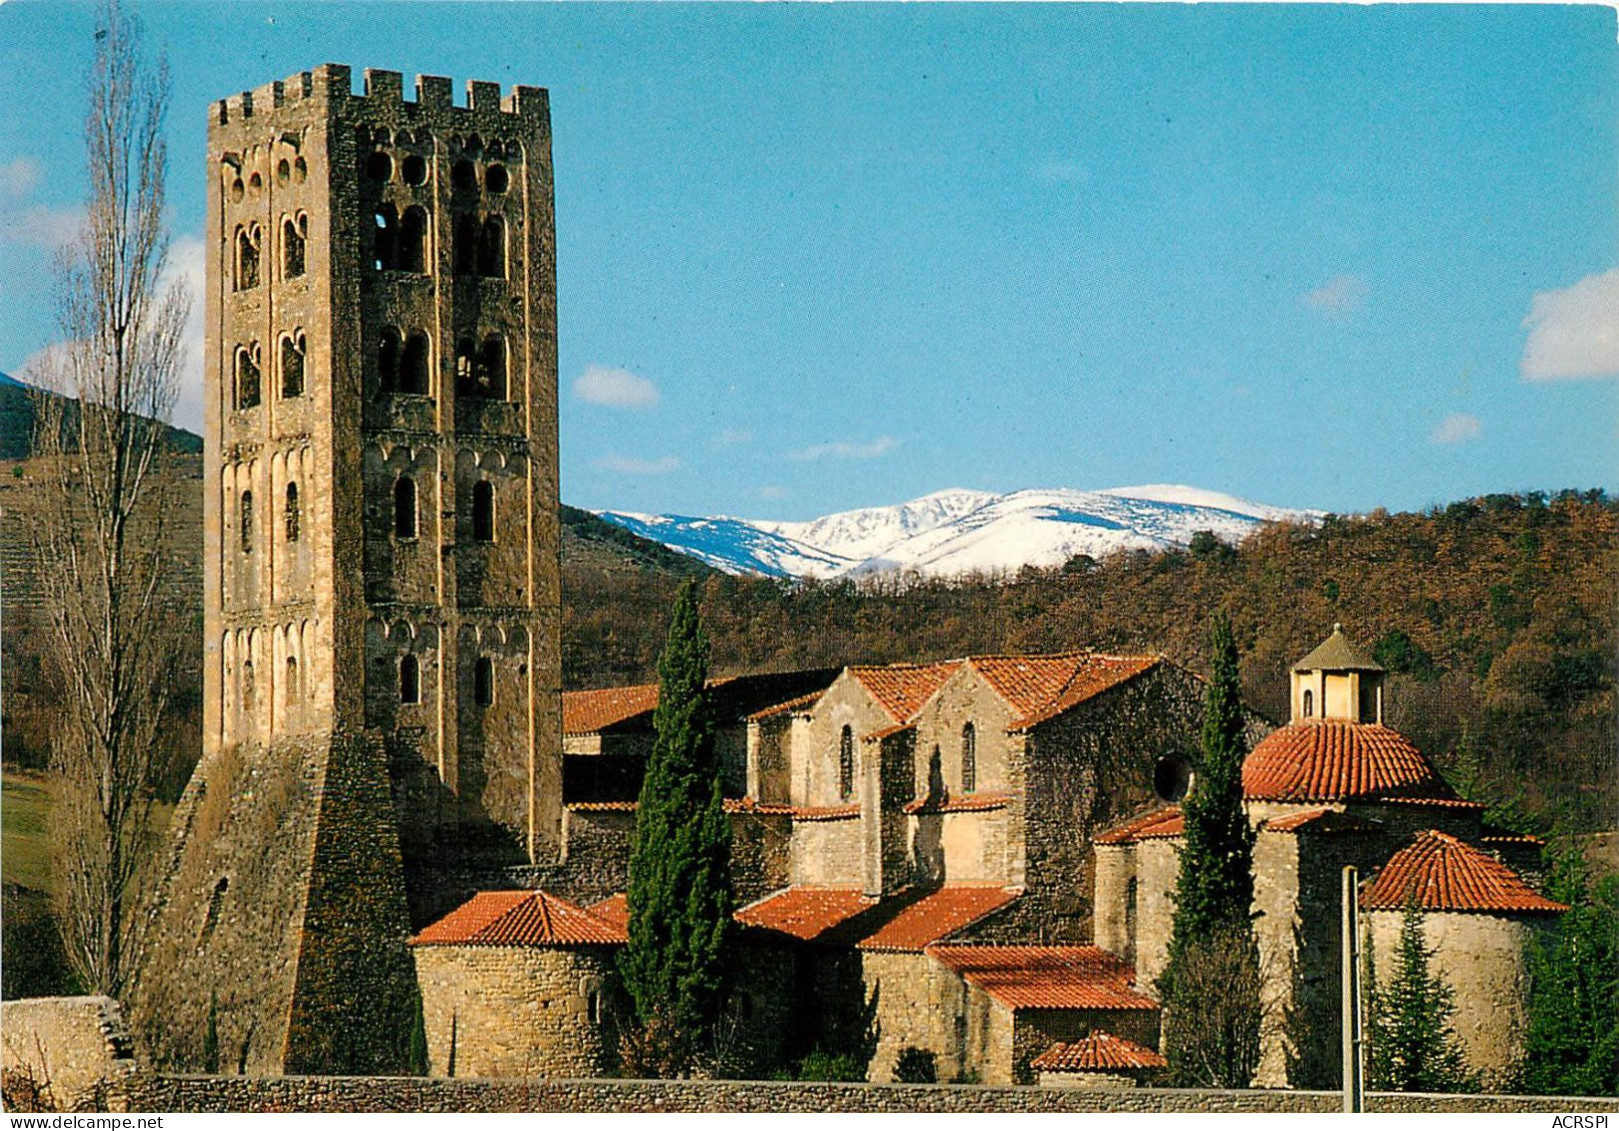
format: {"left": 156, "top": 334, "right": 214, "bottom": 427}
{"left": 133, "top": 65, "right": 562, "bottom": 1075}
{"left": 1289, "top": 623, "right": 1384, "bottom": 723}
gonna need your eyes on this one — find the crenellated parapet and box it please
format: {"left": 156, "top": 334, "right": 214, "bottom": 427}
{"left": 213, "top": 64, "right": 548, "bottom": 127}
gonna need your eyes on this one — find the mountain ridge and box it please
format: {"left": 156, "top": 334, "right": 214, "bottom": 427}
{"left": 598, "top": 485, "right": 1321, "bottom": 580}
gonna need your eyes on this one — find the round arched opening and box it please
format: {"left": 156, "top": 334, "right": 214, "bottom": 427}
{"left": 1154, "top": 753, "right": 1193, "bottom": 804}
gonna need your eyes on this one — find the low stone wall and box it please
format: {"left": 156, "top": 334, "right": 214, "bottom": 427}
{"left": 126, "top": 1076, "right": 1619, "bottom": 1114}
{"left": 0, "top": 996, "right": 140, "bottom": 1111}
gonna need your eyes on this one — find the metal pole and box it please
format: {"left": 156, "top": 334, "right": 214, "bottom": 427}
{"left": 1342, "top": 865, "right": 1364, "bottom": 1113}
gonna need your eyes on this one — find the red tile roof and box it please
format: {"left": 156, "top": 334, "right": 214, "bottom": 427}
{"left": 864, "top": 722, "right": 915, "bottom": 743}
{"left": 1373, "top": 795, "right": 1486, "bottom": 811}
{"left": 1031, "top": 1032, "right": 1167, "bottom": 1073}
{"left": 734, "top": 887, "right": 877, "bottom": 942}
{"left": 1242, "top": 720, "right": 1455, "bottom": 803}
{"left": 857, "top": 887, "right": 1020, "bottom": 952}
{"left": 902, "top": 791, "right": 1012, "bottom": 816}
{"left": 747, "top": 690, "right": 823, "bottom": 721}
{"left": 586, "top": 893, "right": 627, "bottom": 932}
{"left": 1094, "top": 807, "right": 1183, "bottom": 846}
{"left": 927, "top": 946, "right": 1158, "bottom": 1011}
{"left": 847, "top": 662, "right": 963, "bottom": 723}
{"left": 968, "top": 653, "right": 1161, "bottom": 730}
{"left": 563, "top": 684, "right": 661, "bottom": 736}
{"left": 1265, "top": 807, "right": 1381, "bottom": 834}
{"left": 1360, "top": 830, "right": 1568, "bottom": 915}
{"left": 410, "top": 890, "right": 628, "bottom": 947}
{"left": 567, "top": 797, "right": 852, "bottom": 820}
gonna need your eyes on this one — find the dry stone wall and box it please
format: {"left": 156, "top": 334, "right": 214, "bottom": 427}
{"left": 0, "top": 997, "right": 139, "bottom": 1111}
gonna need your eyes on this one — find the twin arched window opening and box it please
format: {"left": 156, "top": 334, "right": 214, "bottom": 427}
{"left": 455, "top": 335, "right": 508, "bottom": 400}
{"left": 453, "top": 214, "right": 506, "bottom": 278}
{"left": 394, "top": 477, "right": 418, "bottom": 540}
{"left": 234, "top": 343, "right": 262, "bottom": 410}
{"left": 282, "top": 213, "right": 307, "bottom": 279}
{"left": 374, "top": 205, "right": 428, "bottom": 273}
{"left": 838, "top": 725, "right": 855, "bottom": 802}
{"left": 234, "top": 225, "right": 261, "bottom": 290}
{"left": 961, "top": 723, "right": 977, "bottom": 794}
{"left": 280, "top": 331, "right": 306, "bottom": 399}
{"left": 378, "top": 329, "right": 430, "bottom": 396}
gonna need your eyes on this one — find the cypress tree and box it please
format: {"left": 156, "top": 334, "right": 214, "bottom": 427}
{"left": 1367, "top": 899, "right": 1475, "bottom": 1093}
{"left": 618, "top": 579, "right": 733, "bottom": 1075}
{"left": 1518, "top": 847, "right": 1619, "bottom": 1096}
{"left": 1160, "top": 610, "right": 1261, "bottom": 1086}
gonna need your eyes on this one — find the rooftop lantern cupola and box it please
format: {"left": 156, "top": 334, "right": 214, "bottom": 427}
{"left": 1290, "top": 624, "right": 1384, "bottom": 724}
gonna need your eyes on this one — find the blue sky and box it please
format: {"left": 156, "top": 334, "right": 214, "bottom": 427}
{"left": 1, "top": 3, "right": 1615, "bottom": 519}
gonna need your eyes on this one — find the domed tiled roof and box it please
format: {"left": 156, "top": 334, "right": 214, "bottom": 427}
{"left": 1361, "top": 830, "right": 1567, "bottom": 914}
{"left": 1242, "top": 719, "right": 1454, "bottom": 803}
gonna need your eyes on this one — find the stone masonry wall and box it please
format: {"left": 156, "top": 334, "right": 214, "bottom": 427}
{"left": 861, "top": 951, "right": 968, "bottom": 1083}
{"left": 125, "top": 1076, "right": 1618, "bottom": 1113}
{"left": 414, "top": 945, "right": 617, "bottom": 1078}
{"left": 1, "top": 997, "right": 139, "bottom": 1111}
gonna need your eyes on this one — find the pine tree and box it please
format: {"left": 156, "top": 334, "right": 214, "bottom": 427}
{"left": 1518, "top": 847, "right": 1619, "bottom": 1096}
{"left": 618, "top": 579, "right": 734, "bottom": 1076}
{"left": 1160, "top": 611, "right": 1261, "bottom": 1087}
{"left": 1367, "top": 900, "right": 1475, "bottom": 1093}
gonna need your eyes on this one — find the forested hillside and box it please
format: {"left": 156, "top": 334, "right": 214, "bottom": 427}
{"left": 563, "top": 491, "right": 1616, "bottom": 833}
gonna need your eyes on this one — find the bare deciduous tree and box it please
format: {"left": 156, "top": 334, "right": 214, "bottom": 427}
{"left": 25, "top": 0, "right": 189, "bottom": 998}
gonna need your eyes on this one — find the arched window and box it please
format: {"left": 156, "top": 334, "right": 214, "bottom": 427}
{"left": 373, "top": 205, "right": 398, "bottom": 271}
{"left": 235, "top": 225, "right": 260, "bottom": 290}
{"left": 398, "top": 206, "right": 428, "bottom": 273}
{"left": 485, "top": 164, "right": 509, "bottom": 194}
{"left": 479, "top": 335, "right": 507, "bottom": 399}
{"left": 394, "top": 477, "right": 418, "bottom": 540}
{"left": 282, "top": 214, "right": 306, "bottom": 279}
{"left": 240, "top": 490, "right": 254, "bottom": 553}
{"left": 286, "top": 656, "right": 300, "bottom": 708}
{"left": 453, "top": 214, "right": 477, "bottom": 276}
{"left": 400, "top": 332, "right": 429, "bottom": 395}
{"left": 377, "top": 328, "right": 401, "bottom": 394}
{"left": 399, "top": 654, "right": 420, "bottom": 704}
{"left": 472, "top": 481, "right": 495, "bottom": 542}
{"left": 235, "top": 344, "right": 261, "bottom": 409}
{"left": 242, "top": 658, "right": 256, "bottom": 716}
{"left": 280, "top": 332, "right": 305, "bottom": 399}
{"left": 1302, "top": 689, "right": 1314, "bottom": 718}
{"left": 284, "top": 482, "right": 300, "bottom": 543}
{"left": 474, "top": 656, "right": 494, "bottom": 707}
{"left": 477, "top": 215, "right": 505, "bottom": 277}
{"left": 454, "top": 337, "right": 477, "bottom": 396}
{"left": 838, "top": 725, "right": 854, "bottom": 802}
{"left": 961, "top": 722, "right": 977, "bottom": 793}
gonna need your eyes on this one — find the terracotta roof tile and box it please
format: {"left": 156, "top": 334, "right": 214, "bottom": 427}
{"left": 566, "top": 797, "right": 851, "bottom": 819}
{"left": 586, "top": 893, "right": 628, "bottom": 932}
{"left": 847, "top": 662, "right": 963, "bottom": 723}
{"left": 857, "top": 887, "right": 1020, "bottom": 952}
{"left": 1031, "top": 1032, "right": 1167, "bottom": 1073}
{"left": 1243, "top": 720, "right": 1454, "bottom": 803}
{"left": 747, "top": 691, "right": 823, "bottom": 721}
{"left": 734, "top": 887, "right": 877, "bottom": 942}
{"left": 970, "top": 653, "right": 1161, "bottom": 730}
{"left": 927, "top": 946, "right": 1158, "bottom": 1011}
{"left": 411, "top": 890, "right": 628, "bottom": 947}
{"left": 1374, "top": 795, "right": 1486, "bottom": 811}
{"left": 1134, "top": 811, "right": 1184, "bottom": 840}
{"left": 1094, "top": 807, "right": 1183, "bottom": 846}
{"left": 1265, "top": 808, "right": 1382, "bottom": 834}
{"left": 1361, "top": 830, "right": 1568, "bottom": 915}
{"left": 563, "top": 684, "right": 661, "bottom": 736}
{"left": 903, "top": 791, "right": 1012, "bottom": 816}
{"left": 864, "top": 722, "right": 916, "bottom": 743}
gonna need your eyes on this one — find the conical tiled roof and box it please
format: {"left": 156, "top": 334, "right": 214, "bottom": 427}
{"left": 1360, "top": 830, "right": 1568, "bottom": 914}
{"left": 1031, "top": 1032, "right": 1167, "bottom": 1073}
{"left": 1292, "top": 624, "right": 1383, "bottom": 672}
{"left": 1242, "top": 720, "right": 1453, "bottom": 803}
{"left": 410, "top": 890, "right": 628, "bottom": 946}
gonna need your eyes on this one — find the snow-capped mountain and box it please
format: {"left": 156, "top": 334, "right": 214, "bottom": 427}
{"left": 595, "top": 485, "right": 1319, "bottom": 581}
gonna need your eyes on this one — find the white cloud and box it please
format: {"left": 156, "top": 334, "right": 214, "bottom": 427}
{"left": 758, "top": 485, "right": 787, "bottom": 499}
{"left": 593, "top": 454, "right": 681, "bottom": 476}
{"left": 1, "top": 157, "right": 43, "bottom": 201}
{"left": 1431, "top": 413, "right": 1481, "bottom": 445}
{"left": 1304, "top": 274, "right": 1367, "bottom": 316}
{"left": 1520, "top": 269, "right": 1619, "bottom": 381}
{"left": 787, "top": 436, "right": 900, "bottom": 462}
{"left": 574, "top": 364, "right": 659, "bottom": 409}
{"left": 1, "top": 202, "right": 81, "bottom": 252}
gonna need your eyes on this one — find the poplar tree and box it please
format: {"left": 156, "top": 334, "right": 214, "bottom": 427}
{"left": 619, "top": 580, "right": 733, "bottom": 1075}
{"left": 1160, "top": 611, "right": 1262, "bottom": 1087}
